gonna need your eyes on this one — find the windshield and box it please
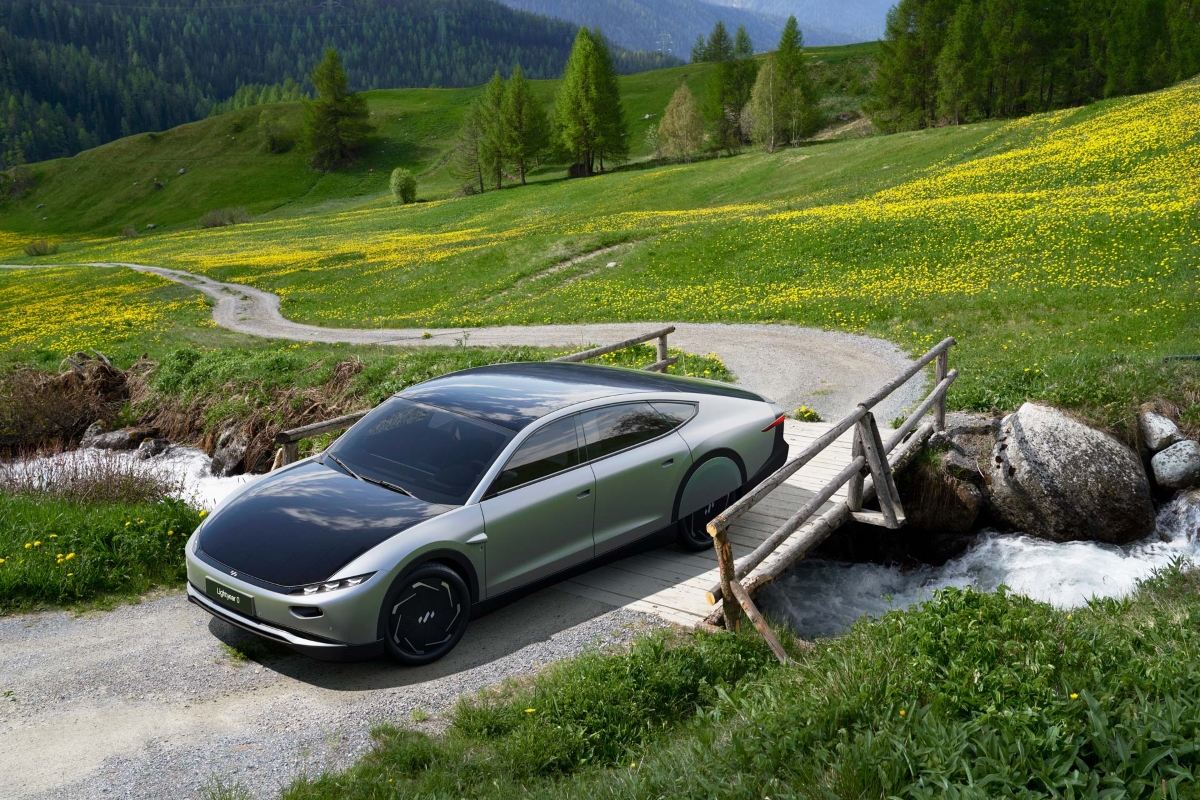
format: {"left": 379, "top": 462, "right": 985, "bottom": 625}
{"left": 326, "top": 398, "right": 513, "bottom": 505}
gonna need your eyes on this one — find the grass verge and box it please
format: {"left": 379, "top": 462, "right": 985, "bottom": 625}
{"left": 0, "top": 493, "right": 200, "bottom": 612}
{"left": 282, "top": 565, "right": 1200, "bottom": 799}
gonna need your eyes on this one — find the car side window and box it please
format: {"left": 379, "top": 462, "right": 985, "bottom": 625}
{"left": 487, "top": 416, "right": 581, "bottom": 496}
{"left": 650, "top": 401, "right": 697, "bottom": 429}
{"left": 579, "top": 402, "right": 675, "bottom": 461}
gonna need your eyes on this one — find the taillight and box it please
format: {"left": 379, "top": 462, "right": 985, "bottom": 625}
{"left": 762, "top": 414, "right": 786, "bottom": 432}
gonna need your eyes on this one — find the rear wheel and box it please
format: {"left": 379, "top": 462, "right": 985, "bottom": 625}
{"left": 676, "top": 491, "right": 736, "bottom": 552}
{"left": 382, "top": 563, "right": 470, "bottom": 666}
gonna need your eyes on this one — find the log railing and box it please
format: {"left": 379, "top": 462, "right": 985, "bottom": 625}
{"left": 270, "top": 327, "right": 680, "bottom": 470}
{"left": 704, "top": 337, "right": 958, "bottom": 655}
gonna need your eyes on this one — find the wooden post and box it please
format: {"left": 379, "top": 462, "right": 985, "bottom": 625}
{"left": 282, "top": 441, "right": 299, "bottom": 467}
{"left": 728, "top": 579, "right": 789, "bottom": 664}
{"left": 935, "top": 350, "right": 948, "bottom": 431}
{"left": 657, "top": 333, "right": 669, "bottom": 371}
{"left": 847, "top": 424, "right": 865, "bottom": 512}
{"left": 712, "top": 527, "right": 741, "bottom": 632}
{"left": 857, "top": 414, "right": 899, "bottom": 528}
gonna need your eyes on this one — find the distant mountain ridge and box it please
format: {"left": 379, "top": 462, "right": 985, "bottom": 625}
{"left": 707, "top": 0, "right": 894, "bottom": 41}
{"left": 494, "top": 0, "right": 866, "bottom": 57}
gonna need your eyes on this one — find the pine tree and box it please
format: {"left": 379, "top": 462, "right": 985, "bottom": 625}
{"left": 554, "top": 28, "right": 602, "bottom": 176}
{"left": 451, "top": 100, "right": 485, "bottom": 194}
{"left": 775, "top": 16, "right": 805, "bottom": 88}
{"left": 303, "top": 48, "right": 371, "bottom": 170}
{"left": 691, "top": 34, "right": 707, "bottom": 63}
{"left": 657, "top": 83, "right": 703, "bottom": 159}
{"left": 702, "top": 21, "right": 742, "bottom": 153}
{"left": 591, "top": 30, "right": 629, "bottom": 171}
{"left": 479, "top": 71, "right": 507, "bottom": 190}
{"left": 731, "top": 25, "right": 758, "bottom": 112}
{"left": 936, "top": 6, "right": 981, "bottom": 124}
{"left": 502, "top": 64, "right": 549, "bottom": 185}
{"left": 747, "top": 55, "right": 784, "bottom": 152}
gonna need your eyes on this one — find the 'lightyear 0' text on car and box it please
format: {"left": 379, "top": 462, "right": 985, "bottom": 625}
{"left": 186, "top": 362, "right": 789, "bottom": 664}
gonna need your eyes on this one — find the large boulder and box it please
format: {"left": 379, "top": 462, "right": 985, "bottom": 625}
{"left": 210, "top": 425, "right": 250, "bottom": 477}
{"left": 987, "top": 403, "right": 1155, "bottom": 544}
{"left": 1139, "top": 405, "right": 1184, "bottom": 453}
{"left": 1152, "top": 441, "right": 1200, "bottom": 491}
{"left": 82, "top": 425, "right": 158, "bottom": 451}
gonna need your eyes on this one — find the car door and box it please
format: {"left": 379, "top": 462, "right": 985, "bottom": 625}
{"left": 579, "top": 402, "right": 693, "bottom": 556}
{"left": 478, "top": 415, "right": 595, "bottom": 597}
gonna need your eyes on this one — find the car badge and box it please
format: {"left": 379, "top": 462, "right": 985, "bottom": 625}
{"left": 230, "top": 571, "right": 238, "bottom": 577}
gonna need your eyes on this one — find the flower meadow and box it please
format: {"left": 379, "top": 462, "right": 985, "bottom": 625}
{"left": 3, "top": 78, "right": 1197, "bottom": 424}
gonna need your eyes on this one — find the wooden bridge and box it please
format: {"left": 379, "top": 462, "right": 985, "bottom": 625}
{"left": 274, "top": 327, "right": 956, "bottom": 652}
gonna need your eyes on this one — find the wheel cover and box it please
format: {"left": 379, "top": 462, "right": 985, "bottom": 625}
{"left": 389, "top": 578, "right": 463, "bottom": 657}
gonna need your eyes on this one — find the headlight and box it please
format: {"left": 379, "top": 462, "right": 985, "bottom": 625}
{"left": 294, "top": 573, "right": 375, "bottom": 595}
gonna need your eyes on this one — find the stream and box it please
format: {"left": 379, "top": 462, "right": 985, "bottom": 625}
{"left": 14, "top": 446, "right": 1200, "bottom": 638}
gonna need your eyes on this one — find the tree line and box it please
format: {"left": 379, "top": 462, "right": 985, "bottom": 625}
{"left": 869, "top": 0, "right": 1200, "bottom": 130}
{"left": 664, "top": 18, "right": 820, "bottom": 158}
{"left": 0, "top": 0, "right": 676, "bottom": 170}
{"left": 450, "top": 29, "right": 627, "bottom": 192}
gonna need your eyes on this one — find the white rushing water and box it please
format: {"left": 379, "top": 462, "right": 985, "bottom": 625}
{"left": 760, "top": 493, "right": 1200, "bottom": 638}
{"left": 13, "top": 447, "right": 1200, "bottom": 638}
{"left": 8, "top": 445, "right": 260, "bottom": 511}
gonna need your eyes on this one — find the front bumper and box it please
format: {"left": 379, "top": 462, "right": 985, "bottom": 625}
{"left": 184, "top": 541, "right": 389, "bottom": 661}
{"left": 186, "top": 583, "right": 383, "bottom": 661}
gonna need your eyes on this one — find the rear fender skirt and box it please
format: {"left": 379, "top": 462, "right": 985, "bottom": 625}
{"left": 672, "top": 449, "right": 747, "bottom": 522}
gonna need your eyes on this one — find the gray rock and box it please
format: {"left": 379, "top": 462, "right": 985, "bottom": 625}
{"left": 1139, "top": 408, "right": 1184, "bottom": 453}
{"left": 81, "top": 421, "right": 105, "bottom": 441}
{"left": 943, "top": 410, "right": 1000, "bottom": 438}
{"left": 1151, "top": 441, "right": 1200, "bottom": 490}
{"left": 145, "top": 223, "right": 156, "bottom": 230}
{"left": 211, "top": 425, "right": 250, "bottom": 476}
{"left": 987, "top": 403, "right": 1155, "bottom": 544}
{"left": 83, "top": 429, "right": 139, "bottom": 450}
{"left": 136, "top": 438, "right": 170, "bottom": 460}
{"left": 177, "top": 167, "right": 187, "bottom": 175}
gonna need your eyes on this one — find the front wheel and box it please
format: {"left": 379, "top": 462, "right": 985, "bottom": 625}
{"left": 382, "top": 563, "right": 470, "bottom": 666}
{"left": 676, "top": 491, "right": 736, "bottom": 552}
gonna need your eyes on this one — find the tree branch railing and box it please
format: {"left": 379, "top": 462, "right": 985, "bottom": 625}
{"left": 270, "top": 326, "right": 681, "bottom": 471}
{"left": 704, "top": 337, "right": 957, "bottom": 649}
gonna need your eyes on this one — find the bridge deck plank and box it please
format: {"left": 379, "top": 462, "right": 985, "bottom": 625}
{"left": 552, "top": 420, "right": 858, "bottom": 628}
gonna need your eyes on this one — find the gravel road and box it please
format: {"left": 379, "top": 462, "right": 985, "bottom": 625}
{"left": 0, "top": 260, "right": 925, "bottom": 799}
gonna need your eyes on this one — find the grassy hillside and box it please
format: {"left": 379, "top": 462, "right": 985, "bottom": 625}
{"left": 0, "top": 62, "right": 722, "bottom": 237}
{"left": 0, "top": 44, "right": 880, "bottom": 239}
{"left": 6, "top": 76, "right": 1194, "bottom": 431}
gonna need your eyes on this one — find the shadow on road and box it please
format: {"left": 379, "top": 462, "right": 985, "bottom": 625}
{"left": 206, "top": 586, "right": 618, "bottom": 690}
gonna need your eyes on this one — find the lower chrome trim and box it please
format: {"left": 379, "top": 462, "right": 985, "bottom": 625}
{"left": 187, "top": 582, "right": 343, "bottom": 648}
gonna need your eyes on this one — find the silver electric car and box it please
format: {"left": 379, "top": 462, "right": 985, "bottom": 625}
{"left": 186, "top": 362, "right": 788, "bottom": 665}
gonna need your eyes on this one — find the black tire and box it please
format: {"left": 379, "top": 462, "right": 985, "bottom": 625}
{"left": 381, "top": 562, "right": 470, "bottom": 666}
{"left": 676, "top": 490, "right": 736, "bottom": 552}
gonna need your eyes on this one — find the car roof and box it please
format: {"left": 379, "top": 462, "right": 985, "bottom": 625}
{"left": 399, "top": 361, "right": 764, "bottom": 431}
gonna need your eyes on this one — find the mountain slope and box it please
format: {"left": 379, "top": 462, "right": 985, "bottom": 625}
{"left": 495, "top": 0, "right": 856, "bottom": 55}
{"left": 0, "top": 0, "right": 675, "bottom": 170}
{"left": 707, "top": 0, "right": 894, "bottom": 41}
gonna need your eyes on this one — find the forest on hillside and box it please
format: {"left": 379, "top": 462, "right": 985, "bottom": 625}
{"left": 0, "top": 0, "right": 676, "bottom": 170}
{"left": 870, "top": 0, "right": 1200, "bottom": 129}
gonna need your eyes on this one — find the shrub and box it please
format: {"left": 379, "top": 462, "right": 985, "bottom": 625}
{"left": 0, "top": 449, "right": 184, "bottom": 506}
{"left": 120, "top": 223, "right": 138, "bottom": 239}
{"left": 199, "top": 207, "right": 252, "bottom": 228}
{"left": 390, "top": 167, "right": 417, "bottom": 204}
{"left": 23, "top": 240, "right": 58, "bottom": 257}
{"left": 258, "top": 110, "right": 292, "bottom": 154}
{"left": 0, "top": 359, "right": 129, "bottom": 454}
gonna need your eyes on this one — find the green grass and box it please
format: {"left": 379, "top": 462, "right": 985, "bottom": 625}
{"left": 0, "top": 494, "right": 201, "bottom": 612}
{"left": 8, "top": 77, "right": 1194, "bottom": 434}
{"left": 283, "top": 567, "right": 1200, "bottom": 799}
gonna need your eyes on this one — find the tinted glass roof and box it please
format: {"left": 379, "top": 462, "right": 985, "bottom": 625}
{"left": 400, "top": 362, "right": 763, "bottom": 431}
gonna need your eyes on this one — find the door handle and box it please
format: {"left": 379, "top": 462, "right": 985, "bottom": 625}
{"left": 576, "top": 489, "right": 591, "bottom": 499}
{"left": 661, "top": 458, "right": 675, "bottom": 467}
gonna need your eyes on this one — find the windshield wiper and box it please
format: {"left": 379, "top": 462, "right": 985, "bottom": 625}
{"left": 326, "top": 453, "right": 416, "bottom": 498}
